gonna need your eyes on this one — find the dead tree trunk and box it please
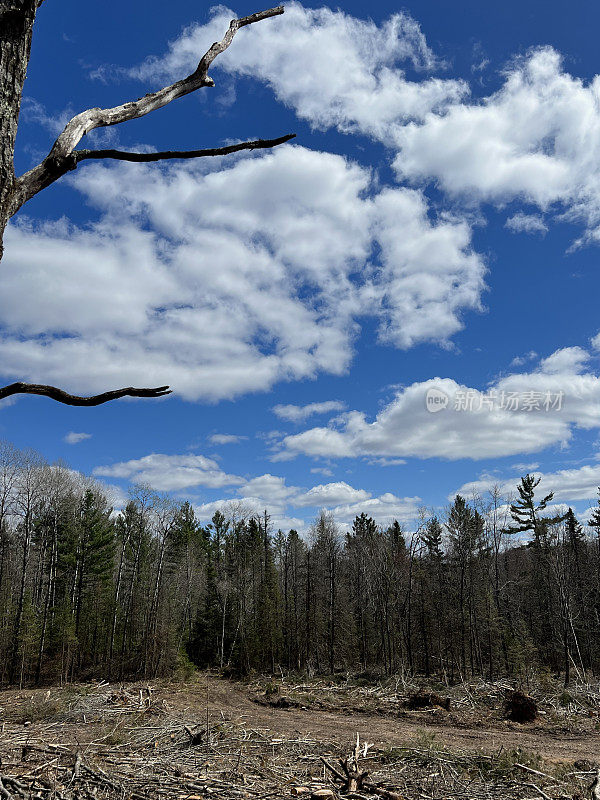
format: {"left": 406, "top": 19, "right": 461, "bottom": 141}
{"left": 0, "top": 1, "right": 37, "bottom": 258}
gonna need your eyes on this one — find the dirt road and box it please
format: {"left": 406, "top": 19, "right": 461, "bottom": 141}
{"left": 166, "top": 677, "right": 600, "bottom": 763}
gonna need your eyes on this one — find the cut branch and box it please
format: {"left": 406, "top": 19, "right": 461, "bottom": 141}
{"left": 0, "top": 383, "right": 171, "bottom": 406}
{"left": 75, "top": 133, "right": 296, "bottom": 164}
{"left": 10, "top": 6, "right": 286, "bottom": 215}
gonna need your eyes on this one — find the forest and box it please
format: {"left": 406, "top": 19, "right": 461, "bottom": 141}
{"left": 0, "top": 438, "right": 598, "bottom": 689}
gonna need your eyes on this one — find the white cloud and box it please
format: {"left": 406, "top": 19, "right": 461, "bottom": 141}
{"left": 293, "top": 481, "right": 370, "bottom": 508}
{"left": 20, "top": 98, "right": 74, "bottom": 136}
{"left": 64, "top": 431, "right": 92, "bottom": 445}
{"left": 0, "top": 146, "right": 484, "bottom": 399}
{"left": 195, "top": 477, "right": 420, "bottom": 532}
{"left": 330, "top": 492, "right": 422, "bottom": 528}
{"left": 201, "top": 474, "right": 306, "bottom": 533}
{"left": 193, "top": 497, "right": 306, "bottom": 534}
{"left": 93, "top": 453, "right": 242, "bottom": 491}
{"left": 367, "top": 457, "right": 407, "bottom": 466}
{"left": 455, "top": 462, "right": 600, "bottom": 506}
{"left": 98, "top": 481, "right": 129, "bottom": 510}
{"left": 279, "top": 378, "right": 568, "bottom": 461}
{"left": 129, "top": 10, "right": 600, "bottom": 244}
{"left": 505, "top": 213, "right": 548, "bottom": 236}
{"left": 273, "top": 400, "right": 346, "bottom": 422}
{"left": 393, "top": 48, "right": 600, "bottom": 242}
{"left": 511, "top": 462, "right": 540, "bottom": 472}
{"left": 92, "top": 447, "right": 422, "bottom": 531}
{"left": 238, "top": 473, "right": 299, "bottom": 506}
{"left": 510, "top": 350, "right": 538, "bottom": 368}
{"left": 208, "top": 433, "right": 246, "bottom": 445}
{"left": 310, "top": 466, "right": 333, "bottom": 477}
{"left": 368, "top": 189, "right": 485, "bottom": 348}
{"left": 131, "top": 4, "right": 466, "bottom": 144}
{"left": 539, "top": 346, "right": 589, "bottom": 375}
{"left": 278, "top": 344, "right": 600, "bottom": 461}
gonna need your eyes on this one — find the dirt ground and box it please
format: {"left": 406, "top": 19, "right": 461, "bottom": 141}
{"left": 0, "top": 674, "right": 599, "bottom": 799}
{"left": 185, "top": 676, "right": 600, "bottom": 762}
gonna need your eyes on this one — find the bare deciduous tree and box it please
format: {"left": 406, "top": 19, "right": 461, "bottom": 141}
{"left": 0, "top": 1, "right": 294, "bottom": 404}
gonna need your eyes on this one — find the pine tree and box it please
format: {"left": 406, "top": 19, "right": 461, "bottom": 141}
{"left": 506, "top": 474, "right": 557, "bottom": 546}
{"left": 589, "top": 488, "right": 600, "bottom": 530}
{"left": 172, "top": 502, "right": 206, "bottom": 652}
{"left": 347, "top": 514, "right": 377, "bottom": 669}
{"left": 423, "top": 516, "right": 444, "bottom": 559}
{"left": 61, "top": 489, "right": 114, "bottom": 674}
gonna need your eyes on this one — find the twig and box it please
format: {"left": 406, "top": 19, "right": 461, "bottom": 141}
{"left": 522, "top": 782, "right": 552, "bottom": 800}
{"left": 514, "top": 763, "right": 562, "bottom": 784}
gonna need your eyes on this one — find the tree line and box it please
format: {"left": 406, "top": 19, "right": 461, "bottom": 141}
{"left": 1, "top": 440, "right": 599, "bottom": 687}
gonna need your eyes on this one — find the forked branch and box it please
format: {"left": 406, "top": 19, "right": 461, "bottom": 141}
{"left": 0, "top": 6, "right": 291, "bottom": 405}
{"left": 0, "top": 383, "right": 172, "bottom": 406}
{"left": 10, "top": 6, "right": 287, "bottom": 215}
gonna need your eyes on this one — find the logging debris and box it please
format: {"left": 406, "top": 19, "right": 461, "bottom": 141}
{"left": 0, "top": 678, "right": 597, "bottom": 800}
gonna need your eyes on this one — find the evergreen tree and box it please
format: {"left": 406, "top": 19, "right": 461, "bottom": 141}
{"left": 506, "top": 474, "right": 557, "bottom": 546}
{"left": 423, "top": 516, "right": 444, "bottom": 559}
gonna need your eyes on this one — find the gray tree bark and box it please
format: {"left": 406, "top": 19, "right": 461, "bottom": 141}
{"left": 0, "top": 1, "right": 37, "bottom": 259}
{"left": 0, "top": 2, "right": 292, "bottom": 403}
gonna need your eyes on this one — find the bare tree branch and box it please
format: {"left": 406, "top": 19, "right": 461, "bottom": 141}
{"left": 0, "top": 6, "right": 289, "bottom": 405}
{"left": 75, "top": 133, "right": 296, "bottom": 164}
{"left": 10, "top": 6, "right": 285, "bottom": 214}
{"left": 0, "top": 383, "right": 172, "bottom": 406}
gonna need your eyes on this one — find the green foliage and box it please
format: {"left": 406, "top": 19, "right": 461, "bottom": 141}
{"left": 174, "top": 649, "right": 197, "bottom": 681}
{"left": 559, "top": 690, "right": 573, "bottom": 707}
{"left": 505, "top": 624, "right": 538, "bottom": 682}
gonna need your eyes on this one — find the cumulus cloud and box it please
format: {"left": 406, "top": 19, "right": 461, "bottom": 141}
{"left": 273, "top": 400, "right": 346, "bottom": 422}
{"left": 278, "top": 344, "right": 600, "bottom": 461}
{"left": 239, "top": 473, "right": 299, "bottom": 507}
{"left": 194, "top": 497, "right": 306, "bottom": 534}
{"left": 0, "top": 147, "right": 484, "bottom": 399}
{"left": 329, "top": 492, "right": 422, "bottom": 527}
{"left": 454, "top": 462, "right": 600, "bottom": 506}
{"left": 93, "top": 452, "right": 417, "bottom": 531}
{"left": 130, "top": 4, "right": 466, "bottom": 144}
{"left": 538, "top": 346, "right": 589, "bottom": 375}
{"left": 292, "top": 481, "right": 370, "bottom": 508}
{"left": 128, "top": 9, "right": 600, "bottom": 244}
{"left": 194, "top": 474, "right": 313, "bottom": 532}
{"left": 393, "top": 48, "right": 600, "bottom": 242}
{"left": 195, "top": 478, "right": 420, "bottom": 531}
{"left": 93, "top": 454, "right": 242, "bottom": 492}
{"left": 64, "top": 431, "right": 92, "bottom": 445}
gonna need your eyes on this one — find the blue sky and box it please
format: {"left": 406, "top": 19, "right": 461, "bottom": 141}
{"left": 3, "top": 0, "right": 600, "bottom": 533}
